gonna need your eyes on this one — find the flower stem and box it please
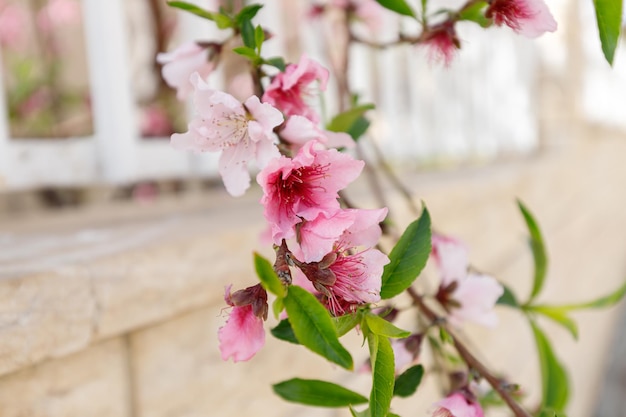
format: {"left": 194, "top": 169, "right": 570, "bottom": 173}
{"left": 407, "top": 287, "right": 532, "bottom": 417}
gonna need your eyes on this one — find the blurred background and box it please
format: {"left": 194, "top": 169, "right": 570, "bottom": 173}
{"left": 0, "top": 0, "right": 624, "bottom": 416}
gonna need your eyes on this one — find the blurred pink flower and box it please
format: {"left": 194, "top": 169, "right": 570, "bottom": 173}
{"left": 262, "top": 54, "right": 329, "bottom": 123}
{"left": 432, "top": 234, "right": 503, "bottom": 328}
{"left": 432, "top": 392, "right": 484, "bottom": 417}
{"left": 37, "top": 0, "right": 81, "bottom": 32}
{"left": 171, "top": 74, "right": 282, "bottom": 196}
{"left": 486, "top": 0, "right": 557, "bottom": 38}
{"left": 422, "top": 22, "right": 460, "bottom": 66}
{"left": 157, "top": 42, "right": 215, "bottom": 100}
{"left": 257, "top": 140, "right": 363, "bottom": 242}
{"left": 140, "top": 105, "right": 174, "bottom": 137}
{"left": 0, "top": 3, "right": 27, "bottom": 48}
{"left": 280, "top": 115, "right": 354, "bottom": 152}
{"left": 218, "top": 284, "right": 267, "bottom": 363}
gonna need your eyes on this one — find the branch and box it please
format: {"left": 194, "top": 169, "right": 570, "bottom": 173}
{"left": 407, "top": 287, "right": 532, "bottom": 417}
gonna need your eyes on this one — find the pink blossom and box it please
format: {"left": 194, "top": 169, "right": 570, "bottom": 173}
{"left": 257, "top": 140, "right": 364, "bottom": 242}
{"left": 172, "top": 74, "right": 283, "bottom": 196}
{"left": 432, "top": 392, "right": 484, "bottom": 417}
{"left": 431, "top": 234, "right": 468, "bottom": 286}
{"left": 298, "top": 210, "right": 356, "bottom": 263}
{"left": 431, "top": 234, "right": 503, "bottom": 327}
{"left": 280, "top": 115, "right": 354, "bottom": 151}
{"left": 262, "top": 54, "right": 329, "bottom": 122}
{"left": 486, "top": 0, "right": 557, "bottom": 38}
{"left": 37, "top": 0, "right": 81, "bottom": 32}
{"left": 140, "top": 105, "right": 174, "bottom": 137}
{"left": 422, "top": 22, "right": 460, "bottom": 66}
{"left": 297, "top": 208, "right": 389, "bottom": 315}
{"left": 157, "top": 42, "right": 215, "bottom": 100}
{"left": 391, "top": 334, "right": 422, "bottom": 373}
{"left": 218, "top": 285, "right": 267, "bottom": 362}
{"left": 0, "top": 3, "right": 28, "bottom": 48}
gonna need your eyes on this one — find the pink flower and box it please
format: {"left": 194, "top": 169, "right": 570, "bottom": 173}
{"left": 297, "top": 208, "right": 389, "bottom": 315}
{"left": 262, "top": 54, "right": 329, "bottom": 122}
{"left": 140, "top": 105, "right": 174, "bottom": 137}
{"left": 157, "top": 42, "right": 215, "bottom": 100}
{"left": 432, "top": 392, "right": 484, "bottom": 417}
{"left": 0, "top": 3, "right": 28, "bottom": 48}
{"left": 218, "top": 284, "right": 268, "bottom": 362}
{"left": 257, "top": 140, "right": 364, "bottom": 242}
{"left": 431, "top": 234, "right": 503, "bottom": 327}
{"left": 172, "top": 74, "right": 283, "bottom": 196}
{"left": 391, "top": 334, "right": 422, "bottom": 373}
{"left": 280, "top": 115, "right": 354, "bottom": 152}
{"left": 421, "top": 22, "right": 460, "bottom": 66}
{"left": 486, "top": 0, "right": 557, "bottom": 38}
{"left": 37, "top": 0, "right": 81, "bottom": 32}
{"left": 351, "top": 0, "right": 387, "bottom": 32}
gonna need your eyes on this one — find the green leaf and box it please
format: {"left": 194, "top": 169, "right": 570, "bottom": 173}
{"left": 264, "top": 57, "right": 286, "bottom": 72}
{"left": 368, "top": 334, "right": 395, "bottom": 417}
{"left": 497, "top": 284, "right": 519, "bottom": 308}
{"left": 272, "top": 297, "right": 284, "bottom": 319}
{"left": 167, "top": 1, "right": 232, "bottom": 28}
{"left": 518, "top": 200, "right": 548, "bottom": 303}
{"left": 232, "top": 46, "right": 259, "bottom": 61}
{"left": 365, "top": 314, "right": 411, "bottom": 338}
{"left": 559, "top": 280, "right": 626, "bottom": 310}
{"left": 375, "top": 0, "right": 416, "bottom": 17}
{"left": 283, "top": 286, "right": 353, "bottom": 370}
{"left": 270, "top": 319, "right": 300, "bottom": 344}
{"left": 254, "top": 25, "right": 265, "bottom": 53}
{"left": 380, "top": 207, "right": 432, "bottom": 299}
{"left": 593, "top": 0, "right": 623, "bottom": 65}
{"left": 254, "top": 252, "right": 286, "bottom": 297}
{"left": 273, "top": 378, "right": 367, "bottom": 407}
{"left": 240, "top": 19, "right": 256, "bottom": 49}
{"left": 234, "top": 4, "right": 264, "bottom": 24}
{"left": 530, "top": 320, "right": 569, "bottom": 411}
{"left": 458, "top": 1, "right": 491, "bottom": 28}
{"left": 527, "top": 306, "right": 579, "bottom": 340}
{"left": 347, "top": 117, "right": 371, "bottom": 141}
{"left": 350, "top": 406, "right": 371, "bottom": 417}
{"left": 326, "top": 104, "right": 375, "bottom": 140}
{"left": 334, "top": 313, "right": 361, "bottom": 337}
{"left": 393, "top": 365, "right": 424, "bottom": 397}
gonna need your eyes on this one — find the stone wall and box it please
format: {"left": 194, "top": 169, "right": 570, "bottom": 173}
{"left": 0, "top": 126, "right": 625, "bottom": 416}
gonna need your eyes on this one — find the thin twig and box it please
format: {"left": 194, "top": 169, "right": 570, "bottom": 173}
{"left": 407, "top": 287, "right": 532, "bottom": 417}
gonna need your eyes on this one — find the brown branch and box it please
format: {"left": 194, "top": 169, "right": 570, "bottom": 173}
{"left": 407, "top": 287, "right": 532, "bottom": 417}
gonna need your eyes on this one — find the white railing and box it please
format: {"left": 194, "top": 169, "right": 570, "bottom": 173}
{"left": 0, "top": 0, "right": 621, "bottom": 192}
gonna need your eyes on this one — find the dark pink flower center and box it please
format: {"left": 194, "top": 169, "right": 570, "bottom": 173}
{"left": 276, "top": 163, "right": 329, "bottom": 207}
{"left": 486, "top": 0, "right": 534, "bottom": 30}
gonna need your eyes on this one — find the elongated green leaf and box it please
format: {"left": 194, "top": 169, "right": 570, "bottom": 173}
{"left": 271, "top": 319, "right": 299, "bottom": 344}
{"left": 254, "top": 25, "right": 265, "bottom": 53}
{"left": 254, "top": 252, "right": 286, "bottom": 297}
{"left": 240, "top": 19, "right": 256, "bottom": 49}
{"left": 368, "top": 334, "right": 395, "bottom": 417}
{"left": 232, "top": 46, "right": 259, "bottom": 61}
{"left": 326, "top": 104, "right": 375, "bottom": 139}
{"left": 375, "top": 0, "right": 416, "bottom": 17}
{"left": 380, "top": 207, "right": 432, "bottom": 299}
{"left": 334, "top": 313, "right": 361, "bottom": 337}
{"left": 167, "top": 1, "right": 232, "bottom": 28}
{"left": 518, "top": 200, "right": 548, "bottom": 303}
{"left": 234, "top": 4, "right": 264, "bottom": 24}
{"left": 458, "top": 1, "right": 491, "bottom": 27}
{"left": 393, "top": 364, "right": 424, "bottom": 397}
{"left": 593, "top": 0, "right": 623, "bottom": 65}
{"left": 497, "top": 284, "right": 520, "bottom": 307}
{"left": 350, "top": 406, "right": 371, "bottom": 417}
{"left": 273, "top": 378, "right": 367, "bottom": 407}
{"left": 365, "top": 314, "right": 411, "bottom": 338}
{"left": 559, "top": 280, "right": 626, "bottom": 310}
{"left": 264, "top": 57, "right": 286, "bottom": 71}
{"left": 283, "top": 286, "right": 353, "bottom": 369}
{"left": 527, "top": 306, "right": 579, "bottom": 340}
{"left": 530, "top": 320, "right": 569, "bottom": 411}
